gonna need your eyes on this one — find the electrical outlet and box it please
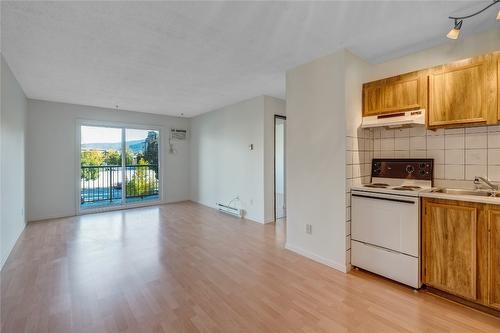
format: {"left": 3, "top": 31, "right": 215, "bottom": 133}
{"left": 306, "top": 224, "right": 312, "bottom": 234}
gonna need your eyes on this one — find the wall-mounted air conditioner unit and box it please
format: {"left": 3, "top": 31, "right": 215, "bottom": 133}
{"left": 170, "top": 128, "right": 187, "bottom": 140}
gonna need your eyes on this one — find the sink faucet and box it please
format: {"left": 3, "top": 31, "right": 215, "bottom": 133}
{"left": 473, "top": 176, "right": 499, "bottom": 191}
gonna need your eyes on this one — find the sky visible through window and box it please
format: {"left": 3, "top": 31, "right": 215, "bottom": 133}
{"left": 81, "top": 126, "right": 152, "bottom": 144}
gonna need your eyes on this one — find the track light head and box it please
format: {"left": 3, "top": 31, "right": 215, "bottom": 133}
{"left": 447, "top": 19, "right": 462, "bottom": 39}
{"left": 446, "top": 0, "right": 499, "bottom": 39}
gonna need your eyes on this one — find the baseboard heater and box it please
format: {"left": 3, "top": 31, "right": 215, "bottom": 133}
{"left": 216, "top": 203, "right": 243, "bottom": 218}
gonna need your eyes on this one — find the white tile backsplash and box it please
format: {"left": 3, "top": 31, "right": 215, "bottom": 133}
{"left": 426, "top": 149, "right": 445, "bottom": 164}
{"left": 445, "top": 165, "right": 465, "bottom": 180}
{"left": 466, "top": 165, "right": 487, "bottom": 180}
{"left": 394, "top": 128, "right": 409, "bottom": 138}
{"left": 466, "top": 132, "right": 487, "bottom": 149}
{"left": 444, "top": 134, "right": 464, "bottom": 149}
{"left": 488, "top": 165, "right": 500, "bottom": 181}
{"left": 381, "top": 138, "right": 395, "bottom": 150}
{"left": 489, "top": 149, "right": 500, "bottom": 165}
{"left": 445, "top": 128, "right": 464, "bottom": 135}
{"left": 466, "top": 126, "right": 488, "bottom": 134}
{"left": 369, "top": 124, "right": 500, "bottom": 184}
{"left": 394, "top": 137, "right": 410, "bottom": 150}
{"left": 445, "top": 149, "right": 464, "bottom": 165}
{"left": 465, "top": 149, "right": 487, "bottom": 165}
{"left": 410, "top": 126, "right": 426, "bottom": 137}
{"left": 410, "top": 136, "right": 426, "bottom": 150}
{"left": 488, "top": 132, "right": 500, "bottom": 148}
{"left": 427, "top": 135, "right": 444, "bottom": 149}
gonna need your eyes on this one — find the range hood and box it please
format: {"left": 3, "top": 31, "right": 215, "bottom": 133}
{"left": 361, "top": 109, "right": 425, "bottom": 129}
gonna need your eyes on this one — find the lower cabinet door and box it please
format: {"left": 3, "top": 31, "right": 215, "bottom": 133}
{"left": 488, "top": 209, "right": 500, "bottom": 310}
{"left": 423, "top": 201, "right": 477, "bottom": 300}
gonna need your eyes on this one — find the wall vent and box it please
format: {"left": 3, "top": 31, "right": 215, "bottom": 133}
{"left": 170, "top": 128, "right": 187, "bottom": 140}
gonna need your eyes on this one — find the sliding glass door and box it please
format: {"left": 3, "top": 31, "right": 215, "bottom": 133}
{"left": 79, "top": 124, "right": 160, "bottom": 211}
{"left": 124, "top": 129, "right": 159, "bottom": 204}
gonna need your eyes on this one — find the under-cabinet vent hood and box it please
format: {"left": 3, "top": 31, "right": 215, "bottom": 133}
{"left": 361, "top": 109, "right": 425, "bottom": 129}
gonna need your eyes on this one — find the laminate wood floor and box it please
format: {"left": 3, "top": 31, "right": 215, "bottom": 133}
{"left": 1, "top": 202, "right": 499, "bottom": 333}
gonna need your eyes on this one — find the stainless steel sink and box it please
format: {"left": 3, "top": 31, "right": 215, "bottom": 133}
{"left": 432, "top": 188, "right": 500, "bottom": 197}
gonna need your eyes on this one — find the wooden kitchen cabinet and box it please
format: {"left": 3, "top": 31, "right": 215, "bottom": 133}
{"left": 427, "top": 53, "right": 498, "bottom": 128}
{"left": 423, "top": 200, "right": 477, "bottom": 300}
{"left": 422, "top": 197, "right": 500, "bottom": 312}
{"left": 498, "top": 55, "right": 500, "bottom": 121}
{"left": 488, "top": 209, "right": 500, "bottom": 310}
{"left": 362, "top": 71, "right": 426, "bottom": 116}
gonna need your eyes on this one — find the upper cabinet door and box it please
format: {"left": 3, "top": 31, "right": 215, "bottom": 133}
{"left": 428, "top": 54, "right": 497, "bottom": 128}
{"left": 498, "top": 56, "right": 500, "bottom": 121}
{"left": 362, "top": 71, "right": 426, "bottom": 116}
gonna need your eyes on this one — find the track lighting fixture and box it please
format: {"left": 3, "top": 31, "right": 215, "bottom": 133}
{"left": 446, "top": 19, "right": 462, "bottom": 40}
{"left": 447, "top": 0, "right": 499, "bottom": 39}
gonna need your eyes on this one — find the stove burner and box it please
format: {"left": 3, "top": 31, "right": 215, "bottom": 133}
{"left": 364, "top": 183, "right": 389, "bottom": 188}
{"left": 392, "top": 185, "right": 421, "bottom": 191}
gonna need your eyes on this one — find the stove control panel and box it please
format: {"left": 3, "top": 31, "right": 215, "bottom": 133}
{"left": 371, "top": 159, "right": 433, "bottom": 181}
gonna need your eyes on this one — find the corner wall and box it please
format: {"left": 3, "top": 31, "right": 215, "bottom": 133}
{"left": 1, "top": 55, "right": 27, "bottom": 268}
{"left": 285, "top": 50, "right": 347, "bottom": 272}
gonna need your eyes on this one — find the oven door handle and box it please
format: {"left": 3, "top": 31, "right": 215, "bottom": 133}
{"left": 351, "top": 193, "right": 416, "bottom": 204}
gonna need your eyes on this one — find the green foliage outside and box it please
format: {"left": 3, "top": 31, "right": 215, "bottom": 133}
{"left": 126, "top": 159, "right": 158, "bottom": 197}
{"left": 80, "top": 150, "right": 105, "bottom": 181}
{"left": 81, "top": 150, "right": 138, "bottom": 181}
{"left": 103, "top": 149, "right": 134, "bottom": 165}
{"left": 104, "top": 149, "right": 121, "bottom": 165}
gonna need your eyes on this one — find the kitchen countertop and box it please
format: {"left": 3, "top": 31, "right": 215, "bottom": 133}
{"left": 420, "top": 189, "right": 500, "bottom": 205}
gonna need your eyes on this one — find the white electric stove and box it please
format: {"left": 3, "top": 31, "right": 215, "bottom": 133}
{"left": 350, "top": 159, "right": 433, "bottom": 289}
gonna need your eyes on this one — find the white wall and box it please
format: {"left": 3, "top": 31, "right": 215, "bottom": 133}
{"left": 26, "top": 100, "right": 190, "bottom": 221}
{"left": 190, "top": 95, "right": 285, "bottom": 223}
{"left": 285, "top": 50, "right": 347, "bottom": 272}
{"left": 1, "top": 55, "right": 27, "bottom": 268}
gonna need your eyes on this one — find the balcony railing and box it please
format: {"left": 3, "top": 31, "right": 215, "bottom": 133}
{"left": 80, "top": 165, "right": 159, "bottom": 206}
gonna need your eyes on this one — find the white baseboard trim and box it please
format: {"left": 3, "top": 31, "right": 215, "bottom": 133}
{"left": 285, "top": 243, "right": 347, "bottom": 273}
{"left": 263, "top": 217, "right": 276, "bottom": 224}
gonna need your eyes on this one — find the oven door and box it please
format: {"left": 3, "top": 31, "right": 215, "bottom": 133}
{"left": 351, "top": 190, "right": 419, "bottom": 257}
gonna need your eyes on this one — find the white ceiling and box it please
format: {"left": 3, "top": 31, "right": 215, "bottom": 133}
{"left": 2, "top": 1, "right": 498, "bottom": 117}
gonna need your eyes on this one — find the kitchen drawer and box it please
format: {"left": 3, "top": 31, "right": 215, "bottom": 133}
{"left": 351, "top": 240, "right": 421, "bottom": 288}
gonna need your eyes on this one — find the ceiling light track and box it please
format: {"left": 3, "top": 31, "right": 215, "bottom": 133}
{"left": 446, "top": 0, "right": 500, "bottom": 39}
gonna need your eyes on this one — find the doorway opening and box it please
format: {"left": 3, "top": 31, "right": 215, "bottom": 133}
{"left": 274, "top": 115, "right": 286, "bottom": 221}
{"left": 79, "top": 124, "right": 160, "bottom": 212}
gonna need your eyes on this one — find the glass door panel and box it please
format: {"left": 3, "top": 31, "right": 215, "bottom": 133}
{"left": 80, "top": 126, "right": 123, "bottom": 210}
{"left": 124, "top": 129, "right": 160, "bottom": 204}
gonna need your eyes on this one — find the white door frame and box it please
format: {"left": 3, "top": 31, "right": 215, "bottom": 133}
{"left": 75, "top": 119, "right": 164, "bottom": 215}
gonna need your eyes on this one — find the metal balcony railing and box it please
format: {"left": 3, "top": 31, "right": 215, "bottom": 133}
{"left": 80, "top": 165, "right": 159, "bottom": 205}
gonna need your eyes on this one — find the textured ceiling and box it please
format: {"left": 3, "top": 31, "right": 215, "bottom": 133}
{"left": 1, "top": 1, "right": 498, "bottom": 117}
